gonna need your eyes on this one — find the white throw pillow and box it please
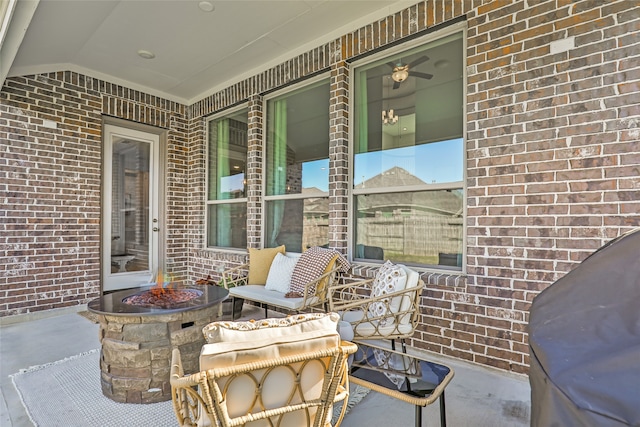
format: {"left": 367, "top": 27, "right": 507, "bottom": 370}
{"left": 264, "top": 253, "right": 298, "bottom": 293}
{"left": 368, "top": 260, "right": 408, "bottom": 325}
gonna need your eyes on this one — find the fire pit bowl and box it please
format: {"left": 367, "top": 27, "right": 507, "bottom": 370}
{"left": 88, "top": 284, "right": 228, "bottom": 403}
{"left": 122, "top": 287, "right": 203, "bottom": 309}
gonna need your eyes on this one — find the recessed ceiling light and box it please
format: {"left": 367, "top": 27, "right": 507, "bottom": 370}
{"left": 198, "top": 1, "right": 214, "bottom": 12}
{"left": 137, "top": 50, "right": 155, "bottom": 60}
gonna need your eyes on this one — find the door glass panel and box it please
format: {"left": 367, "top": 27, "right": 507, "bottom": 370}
{"left": 110, "top": 138, "right": 150, "bottom": 274}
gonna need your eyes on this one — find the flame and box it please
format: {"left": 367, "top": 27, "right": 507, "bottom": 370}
{"left": 150, "top": 271, "right": 175, "bottom": 297}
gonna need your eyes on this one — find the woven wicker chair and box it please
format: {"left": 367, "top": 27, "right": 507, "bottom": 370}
{"left": 328, "top": 265, "right": 424, "bottom": 352}
{"left": 171, "top": 313, "right": 357, "bottom": 427}
{"left": 170, "top": 342, "right": 357, "bottom": 427}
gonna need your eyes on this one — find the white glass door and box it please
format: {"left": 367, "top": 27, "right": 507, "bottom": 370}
{"left": 103, "top": 124, "right": 161, "bottom": 291}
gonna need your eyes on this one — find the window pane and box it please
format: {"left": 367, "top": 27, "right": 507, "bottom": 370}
{"left": 354, "top": 190, "right": 464, "bottom": 268}
{"left": 353, "top": 32, "right": 463, "bottom": 188}
{"left": 354, "top": 138, "right": 463, "bottom": 189}
{"left": 207, "top": 203, "right": 247, "bottom": 249}
{"left": 208, "top": 109, "right": 248, "bottom": 200}
{"left": 266, "top": 79, "right": 330, "bottom": 196}
{"left": 265, "top": 198, "right": 329, "bottom": 252}
{"left": 110, "top": 138, "right": 150, "bottom": 273}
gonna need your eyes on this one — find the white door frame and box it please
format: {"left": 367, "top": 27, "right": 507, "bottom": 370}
{"left": 102, "top": 123, "right": 163, "bottom": 291}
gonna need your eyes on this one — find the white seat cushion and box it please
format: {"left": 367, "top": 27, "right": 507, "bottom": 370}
{"left": 201, "top": 313, "right": 340, "bottom": 368}
{"left": 229, "top": 284, "right": 319, "bottom": 310}
{"left": 341, "top": 309, "right": 415, "bottom": 337}
{"left": 200, "top": 330, "right": 339, "bottom": 369}
{"left": 203, "top": 312, "right": 339, "bottom": 344}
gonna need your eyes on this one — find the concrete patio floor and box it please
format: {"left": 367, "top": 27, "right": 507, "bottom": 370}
{"left": 0, "top": 304, "right": 531, "bottom": 426}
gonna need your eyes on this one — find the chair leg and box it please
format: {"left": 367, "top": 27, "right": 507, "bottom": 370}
{"left": 415, "top": 404, "right": 422, "bottom": 427}
{"left": 391, "top": 339, "right": 408, "bottom": 354}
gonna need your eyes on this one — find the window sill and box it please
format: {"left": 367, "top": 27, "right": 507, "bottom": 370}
{"left": 349, "top": 262, "right": 467, "bottom": 288}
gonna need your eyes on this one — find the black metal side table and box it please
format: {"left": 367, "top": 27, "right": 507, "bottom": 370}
{"left": 349, "top": 341, "right": 454, "bottom": 427}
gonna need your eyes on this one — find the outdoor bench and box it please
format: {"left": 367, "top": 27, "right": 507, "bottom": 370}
{"left": 220, "top": 246, "right": 350, "bottom": 316}
{"left": 221, "top": 262, "right": 341, "bottom": 314}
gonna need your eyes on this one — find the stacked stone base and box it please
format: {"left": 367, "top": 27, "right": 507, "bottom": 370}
{"left": 96, "top": 305, "right": 218, "bottom": 403}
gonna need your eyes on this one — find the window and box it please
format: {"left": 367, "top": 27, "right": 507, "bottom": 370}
{"left": 265, "top": 78, "right": 330, "bottom": 252}
{"left": 353, "top": 31, "right": 464, "bottom": 269}
{"left": 206, "top": 108, "right": 248, "bottom": 249}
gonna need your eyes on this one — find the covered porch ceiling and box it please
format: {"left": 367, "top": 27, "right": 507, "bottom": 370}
{"left": 1, "top": 0, "right": 414, "bottom": 104}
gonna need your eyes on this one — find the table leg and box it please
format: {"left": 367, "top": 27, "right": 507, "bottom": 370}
{"left": 439, "top": 392, "right": 447, "bottom": 427}
{"left": 415, "top": 404, "right": 422, "bottom": 427}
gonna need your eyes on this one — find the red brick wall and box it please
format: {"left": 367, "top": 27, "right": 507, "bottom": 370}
{"left": 2, "top": 1, "right": 638, "bottom": 374}
{"left": 188, "top": 0, "right": 639, "bottom": 373}
{"left": 1, "top": 73, "right": 103, "bottom": 314}
{"left": 0, "top": 72, "right": 188, "bottom": 316}
{"left": 460, "top": 0, "right": 640, "bottom": 371}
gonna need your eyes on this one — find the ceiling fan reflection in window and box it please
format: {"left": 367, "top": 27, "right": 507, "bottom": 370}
{"left": 387, "top": 56, "right": 433, "bottom": 89}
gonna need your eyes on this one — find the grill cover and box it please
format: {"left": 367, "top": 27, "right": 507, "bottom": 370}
{"left": 528, "top": 228, "right": 640, "bottom": 427}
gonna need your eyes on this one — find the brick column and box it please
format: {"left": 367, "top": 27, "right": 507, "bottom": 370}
{"left": 246, "top": 94, "right": 264, "bottom": 248}
{"left": 329, "top": 61, "right": 350, "bottom": 254}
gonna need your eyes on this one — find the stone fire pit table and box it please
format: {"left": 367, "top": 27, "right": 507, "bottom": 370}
{"left": 88, "top": 284, "right": 228, "bottom": 403}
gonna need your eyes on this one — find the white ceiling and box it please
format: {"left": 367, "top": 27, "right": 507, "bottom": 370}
{"left": 4, "top": 0, "right": 415, "bottom": 104}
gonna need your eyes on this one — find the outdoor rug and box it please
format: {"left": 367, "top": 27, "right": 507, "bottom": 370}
{"left": 332, "top": 380, "right": 371, "bottom": 425}
{"left": 10, "top": 350, "right": 175, "bottom": 427}
{"left": 11, "top": 349, "right": 369, "bottom": 427}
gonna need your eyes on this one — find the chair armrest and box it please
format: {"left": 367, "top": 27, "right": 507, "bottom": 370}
{"left": 328, "top": 277, "right": 375, "bottom": 311}
{"left": 331, "top": 284, "right": 415, "bottom": 311}
{"left": 330, "top": 279, "right": 425, "bottom": 340}
{"left": 329, "top": 277, "right": 375, "bottom": 293}
{"left": 170, "top": 349, "right": 214, "bottom": 427}
{"left": 296, "top": 264, "right": 341, "bottom": 308}
{"left": 220, "top": 263, "right": 249, "bottom": 289}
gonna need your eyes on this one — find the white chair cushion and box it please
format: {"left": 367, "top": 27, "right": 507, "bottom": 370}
{"left": 341, "top": 309, "right": 415, "bottom": 337}
{"left": 264, "top": 253, "right": 298, "bottom": 293}
{"left": 398, "top": 266, "right": 420, "bottom": 324}
{"left": 203, "top": 312, "right": 339, "bottom": 344}
{"left": 368, "top": 261, "right": 408, "bottom": 324}
{"left": 200, "top": 330, "right": 339, "bottom": 369}
{"left": 218, "top": 358, "right": 328, "bottom": 426}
